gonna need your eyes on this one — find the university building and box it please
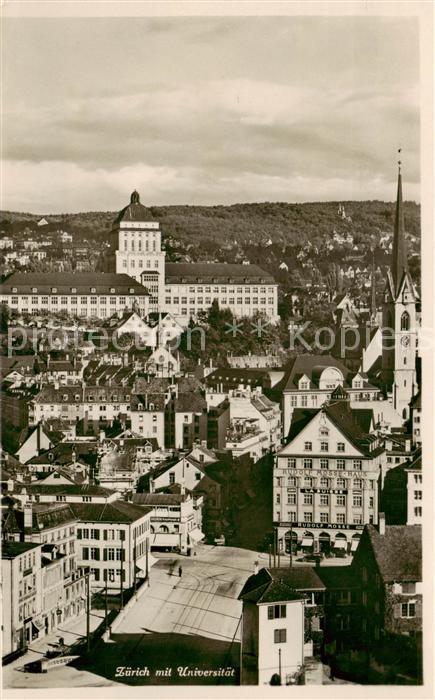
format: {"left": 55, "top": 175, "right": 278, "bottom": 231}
{"left": 104, "top": 190, "right": 279, "bottom": 322}
{"left": 0, "top": 273, "right": 149, "bottom": 319}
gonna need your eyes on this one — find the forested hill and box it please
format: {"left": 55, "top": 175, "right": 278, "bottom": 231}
{"left": 1, "top": 200, "right": 421, "bottom": 291}
{"left": 1, "top": 199, "right": 420, "bottom": 249}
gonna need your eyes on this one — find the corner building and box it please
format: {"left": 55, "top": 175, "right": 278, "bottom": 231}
{"left": 274, "top": 394, "right": 384, "bottom": 556}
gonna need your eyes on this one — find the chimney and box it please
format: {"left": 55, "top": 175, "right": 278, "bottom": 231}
{"left": 24, "top": 501, "right": 33, "bottom": 531}
{"left": 378, "top": 512, "right": 386, "bottom": 536}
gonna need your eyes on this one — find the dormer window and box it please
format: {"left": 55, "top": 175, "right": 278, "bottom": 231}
{"left": 129, "top": 288, "right": 135, "bottom": 293}
{"left": 51, "top": 287, "right": 57, "bottom": 293}
{"left": 31, "top": 287, "right": 37, "bottom": 293}
{"left": 91, "top": 287, "right": 96, "bottom": 293}
{"left": 110, "top": 287, "right": 115, "bottom": 293}
{"left": 71, "top": 287, "right": 77, "bottom": 293}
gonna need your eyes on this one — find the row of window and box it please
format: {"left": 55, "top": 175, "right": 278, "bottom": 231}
{"left": 122, "top": 258, "right": 159, "bottom": 267}
{"left": 82, "top": 547, "right": 125, "bottom": 561}
{"left": 165, "top": 286, "right": 275, "bottom": 294}
{"left": 281, "top": 511, "right": 368, "bottom": 525}
{"left": 304, "top": 441, "right": 344, "bottom": 452}
{"left": 90, "top": 568, "right": 126, "bottom": 582}
{"left": 165, "top": 297, "right": 275, "bottom": 305}
{"left": 8, "top": 296, "right": 144, "bottom": 305}
{"left": 58, "top": 394, "right": 130, "bottom": 403}
{"left": 279, "top": 475, "right": 375, "bottom": 489}
{"left": 279, "top": 493, "right": 373, "bottom": 507}
{"left": 283, "top": 457, "right": 363, "bottom": 470}
{"left": 77, "top": 528, "right": 129, "bottom": 540}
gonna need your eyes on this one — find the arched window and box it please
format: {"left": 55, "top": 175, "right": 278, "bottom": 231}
{"left": 401, "top": 311, "right": 410, "bottom": 331}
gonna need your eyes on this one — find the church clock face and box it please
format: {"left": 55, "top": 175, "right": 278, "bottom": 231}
{"left": 401, "top": 335, "right": 410, "bottom": 347}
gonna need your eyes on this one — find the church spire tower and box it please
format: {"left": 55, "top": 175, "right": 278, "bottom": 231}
{"left": 391, "top": 154, "right": 409, "bottom": 295}
{"left": 381, "top": 154, "right": 418, "bottom": 421}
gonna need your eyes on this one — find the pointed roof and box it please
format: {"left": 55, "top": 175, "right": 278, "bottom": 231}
{"left": 370, "top": 251, "right": 377, "bottom": 319}
{"left": 114, "top": 190, "right": 157, "bottom": 224}
{"left": 391, "top": 165, "right": 409, "bottom": 295}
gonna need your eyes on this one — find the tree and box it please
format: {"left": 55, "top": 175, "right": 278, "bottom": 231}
{"left": 0, "top": 303, "right": 11, "bottom": 332}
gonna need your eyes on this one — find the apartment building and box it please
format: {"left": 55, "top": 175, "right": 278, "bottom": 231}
{"left": 71, "top": 501, "right": 154, "bottom": 592}
{"left": 132, "top": 492, "right": 204, "bottom": 554}
{"left": 29, "top": 383, "right": 133, "bottom": 427}
{"left": 2, "top": 541, "right": 43, "bottom": 658}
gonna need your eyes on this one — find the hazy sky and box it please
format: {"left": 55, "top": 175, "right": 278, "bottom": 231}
{"left": 3, "top": 16, "right": 420, "bottom": 213}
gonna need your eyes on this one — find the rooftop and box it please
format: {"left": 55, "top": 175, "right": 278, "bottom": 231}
{"left": 2, "top": 541, "right": 42, "bottom": 559}
{"left": 114, "top": 190, "right": 158, "bottom": 224}
{"left": 131, "top": 493, "right": 187, "bottom": 506}
{"left": 238, "top": 567, "right": 307, "bottom": 604}
{"left": 0, "top": 272, "right": 149, "bottom": 296}
{"left": 362, "top": 524, "right": 422, "bottom": 582}
{"left": 165, "top": 262, "right": 276, "bottom": 284}
{"left": 69, "top": 500, "right": 153, "bottom": 523}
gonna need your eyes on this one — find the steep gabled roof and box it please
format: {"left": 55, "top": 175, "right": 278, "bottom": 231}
{"left": 238, "top": 567, "right": 312, "bottom": 604}
{"left": 364, "top": 524, "right": 422, "bottom": 582}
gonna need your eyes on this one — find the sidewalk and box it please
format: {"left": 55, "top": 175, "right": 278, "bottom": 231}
{"left": 3, "top": 607, "right": 106, "bottom": 676}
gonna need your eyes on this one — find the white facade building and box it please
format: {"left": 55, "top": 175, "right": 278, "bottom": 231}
{"left": 0, "top": 273, "right": 149, "bottom": 319}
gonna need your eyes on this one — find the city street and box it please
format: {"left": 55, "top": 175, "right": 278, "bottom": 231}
{"left": 3, "top": 544, "right": 354, "bottom": 688}
{"left": 72, "top": 544, "right": 263, "bottom": 685}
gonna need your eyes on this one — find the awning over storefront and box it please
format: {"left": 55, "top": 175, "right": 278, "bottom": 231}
{"left": 333, "top": 540, "right": 347, "bottom": 549}
{"left": 351, "top": 539, "right": 360, "bottom": 552}
{"left": 32, "top": 618, "right": 44, "bottom": 631}
{"left": 301, "top": 537, "right": 314, "bottom": 547}
{"left": 136, "top": 552, "right": 159, "bottom": 570}
{"left": 188, "top": 528, "right": 205, "bottom": 544}
{"left": 152, "top": 534, "right": 178, "bottom": 547}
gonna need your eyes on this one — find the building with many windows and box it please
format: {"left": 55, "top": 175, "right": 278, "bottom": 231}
{"left": 103, "top": 190, "right": 279, "bottom": 322}
{"left": 274, "top": 395, "right": 385, "bottom": 556}
{"left": 2, "top": 541, "right": 43, "bottom": 658}
{"left": 281, "top": 356, "right": 380, "bottom": 437}
{"left": 71, "top": 501, "right": 154, "bottom": 592}
{"left": 0, "top": 272, "right": 149, "bottom": 318}
{"left": 163, "top": 263, "right": 279, "bottom": 322}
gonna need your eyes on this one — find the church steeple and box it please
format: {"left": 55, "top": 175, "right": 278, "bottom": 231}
{"left": 370, "top": 249, "right": 377, "bottom": 323}
{"left": 391, "top": 154, "right": 408, "bottom": 295}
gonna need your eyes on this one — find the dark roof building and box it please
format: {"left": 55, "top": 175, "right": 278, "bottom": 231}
{"left": 239, "top": 566, "right": 324, "bottom": 604}
{"left": 69, "top": 500, "right": 153, "bottom": 523}
{"left": 165, "top": 262, "right": 276, "bottom": 285}
{"left": 0, "top": 272, "right": 149, "bottom": 296}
